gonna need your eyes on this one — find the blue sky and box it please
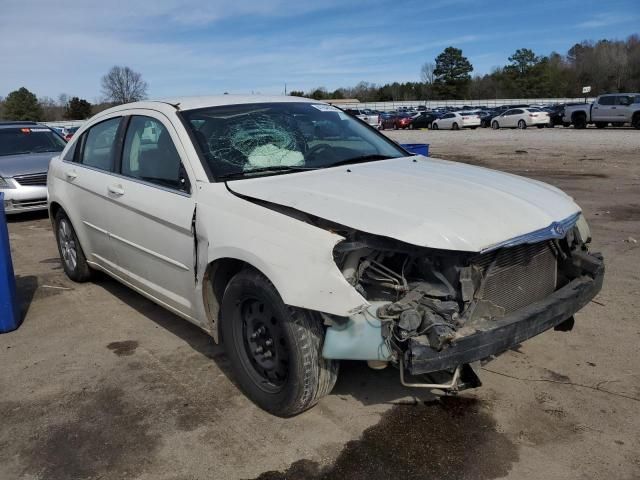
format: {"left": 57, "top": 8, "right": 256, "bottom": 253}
{"left": 1, "top": 0, "right": 638, "bottom": 101}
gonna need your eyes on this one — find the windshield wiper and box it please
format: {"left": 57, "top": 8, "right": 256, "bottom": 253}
{"left": 325, "top": 154, "right": 396, "bottom": 168}
{"left": 218, "top": 165, "right": 316, "bottom": 180}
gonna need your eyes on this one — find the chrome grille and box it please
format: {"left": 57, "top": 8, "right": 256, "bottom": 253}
{"left": 13, "top": 173, "right": 47, "bottom": 186}
{"left": 473, "top": 242, "right": 557, "bottom": 314}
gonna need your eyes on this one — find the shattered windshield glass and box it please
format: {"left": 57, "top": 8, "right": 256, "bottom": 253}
{"left": 181, "top": 102, "right": 407, "bottom": 180}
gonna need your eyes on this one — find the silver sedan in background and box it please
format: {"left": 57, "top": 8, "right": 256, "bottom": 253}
{"left": 0, "top": 121, "right": 66, "bottom": 214}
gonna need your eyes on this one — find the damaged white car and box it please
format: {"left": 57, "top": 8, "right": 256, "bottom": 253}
{"left": 48, "top": 96, "right": 604, "bottom": 416}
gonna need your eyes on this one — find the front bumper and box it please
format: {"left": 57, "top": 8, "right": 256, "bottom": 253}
{"left": 407, "top": 250, "right": 605, "bottom": 375}
{"left": 2, "top": 184, "right": 48, "bottom": 214}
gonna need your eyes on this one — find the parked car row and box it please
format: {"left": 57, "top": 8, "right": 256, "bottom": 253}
{"left": 343, "top": 94, "right": 640, "bottom": 131}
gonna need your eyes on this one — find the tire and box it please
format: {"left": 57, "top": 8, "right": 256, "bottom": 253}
{"left": 378, "top": 124, "right": 384, "bottom": 130}
{"left": 573, "top": 114, "right": 587, "bottom": 129}
{"left": 452, "top": 122, "right": 459, "bottom": 130}
{"left": 517, "top": 120, "right": 527, "bottom": 129}
{"left": 220, "top": 269, "right": 339, "bottom": 417}
{"left": 633, "top": 115, "right": 640, "bottom": 130}
{"left": 537, "top": 124, "right": 545, "bottom": 129}
{"left": 409, "top": 123, "right": 415, "bottom": 130}
{"left": 595, "top": 122, "right": 607, "bottom": 129}
{"left": 432, "top": 123, "right": 439, "bottom": 130}
{"left": 54, "top": 210, "right": 91, "bottom": 282}
{"left": 613, "top": 122, "right": 625, "bottom": 128}
{"left": 491, "top": 121, "right": 499, "bottom": 130}
{"left": 470, "top": 126, "right": 477, "bottom": 130}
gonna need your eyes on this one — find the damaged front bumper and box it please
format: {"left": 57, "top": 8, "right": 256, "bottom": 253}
{"left": 406, "top": 251, "right": 604, "bottom": 375}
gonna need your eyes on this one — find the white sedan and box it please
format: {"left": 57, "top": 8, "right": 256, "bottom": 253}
{"left": 431, "top": 111, "right": 480, "bottom": 130}
{"left": 491, "top": 107, "right": 550, "bottom": 129}
{"left": 47, "top": 96, "right": 603, "bottom": 416}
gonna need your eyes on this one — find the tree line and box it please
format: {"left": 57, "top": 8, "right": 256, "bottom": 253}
{"left": 292, "top": 35, "right": 640, "bottom": 101}
{"left": 2, "top": 35, "right": 638, "bottom": 120}
{"left": 0, "top": 66, "right": 148, "bottom": 121}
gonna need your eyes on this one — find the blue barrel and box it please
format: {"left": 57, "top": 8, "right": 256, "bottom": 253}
{"left": 0, "top": 192, "right": 20, "bottom": 333}
{"left": 401, "top": 143, "right": 429, "bottom": 156}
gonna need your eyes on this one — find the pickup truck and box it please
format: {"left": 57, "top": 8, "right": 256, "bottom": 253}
{"left": 564, "top": 93, "right": 640, "bottom": 129}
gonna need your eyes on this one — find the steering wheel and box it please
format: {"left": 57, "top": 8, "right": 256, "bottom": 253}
{"left": 306, "top": 143, "right": 332, "bottom": 160}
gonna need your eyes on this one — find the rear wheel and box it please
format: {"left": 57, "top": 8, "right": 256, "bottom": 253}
{"left": 491, "top": 121, "right": 499, "bottom": 130}
{"left": 54, "top": 210, "right": 91, "bottom": 282}
{"left": 595, "top": 122, "right": 607, "bottom": 129}
{"left": 537, "top": 124, "right": 545, "bottom": 129}
{"left": 220, "top": 269, "right": 338, "bottom": 417}
{"left": 452, "top": 122, "right": 459, "bottom": 130}
{"left": 633, "top": 114, "right": 640, "bottom": 130}
{"left": 432, "top": 122, "right": 439, "bottom": 130}
{"left": 517, "top": 120, "right": 527, "bottom": 129}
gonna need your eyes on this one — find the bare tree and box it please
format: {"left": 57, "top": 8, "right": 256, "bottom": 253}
{"left": 420, "top": 62, "right": 436, "bottom": 84}
{"left": 101, "top": 66, "right": 148, "bottom": 104}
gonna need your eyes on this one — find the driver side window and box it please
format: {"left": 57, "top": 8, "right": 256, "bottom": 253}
{"left": 121, "top": 116, "right": 189, "bottom": 192}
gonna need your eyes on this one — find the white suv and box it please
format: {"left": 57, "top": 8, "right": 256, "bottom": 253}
{"left": 48, "top": 96, "right": 604, "bottom": 416}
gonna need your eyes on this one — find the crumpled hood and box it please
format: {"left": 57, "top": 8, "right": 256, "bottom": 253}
{"left": 227, "top": 156, "right": 581, "bottom": 252}
{"left": 0, "top": 152, "right": 56, "bottom": 177}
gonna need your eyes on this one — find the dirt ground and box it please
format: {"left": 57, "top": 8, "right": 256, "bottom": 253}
{"left": 1, "top": 126, "right": 639, "bottom": 480}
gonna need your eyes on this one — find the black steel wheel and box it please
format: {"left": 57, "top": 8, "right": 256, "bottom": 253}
{"left": 220, "top": 269, "right": 339, "bottom": 416}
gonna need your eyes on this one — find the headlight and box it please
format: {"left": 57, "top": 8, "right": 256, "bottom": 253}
{"left": 0, "top": 177, "right": 15, "bottom": 189}
{"left": 574, "top": 214, "right": 591, "bottom": 244}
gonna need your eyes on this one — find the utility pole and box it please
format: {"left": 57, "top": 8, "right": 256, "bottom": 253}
{"left": 284, "top": 82, "right": 287, "bottom": 95}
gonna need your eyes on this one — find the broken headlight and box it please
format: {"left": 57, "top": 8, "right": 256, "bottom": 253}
{"left": 574, "top": 214, "right": 591, "bottom": 245}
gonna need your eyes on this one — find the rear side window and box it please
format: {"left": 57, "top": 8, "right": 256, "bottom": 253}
{"left": 81, "top": 118, "right": 121, "bottom": 171}
{"left": 616, "top": 95, "right": 633, "bottom": 106}
{"left": 598, "top": 96, "right": 615, "bottom": 105}
{"left": 121, "top": 116, "right": 187, "bottom": 192}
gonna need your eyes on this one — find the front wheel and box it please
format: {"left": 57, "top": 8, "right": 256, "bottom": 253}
{"left": 491, "top": 121, "right": 499, "bottom": 129}
{"left": 633, "top": 115, "right": 640, "bottom": 130}
{"left": 54, "top": 210, "right": 91, "bottom": 282}
{"left": 517, "top": 120, "right": 527, "bottom": 129}
{"left": 595, "top": 122, "right": 607, "bottom": 129}
{"left": 220, "top": 269, "right": 338, "bottom": 417}
{"left": 432, "top": 122, "right": 439, "bottom": 130}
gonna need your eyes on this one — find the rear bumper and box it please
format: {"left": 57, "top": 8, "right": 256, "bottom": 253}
{"left": 407, "top": 251, "right": 605, "bottom": 375}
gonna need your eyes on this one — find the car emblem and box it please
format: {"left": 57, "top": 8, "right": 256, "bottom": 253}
{"left": 551, "top": 223, "right": 565, "bottom": 236}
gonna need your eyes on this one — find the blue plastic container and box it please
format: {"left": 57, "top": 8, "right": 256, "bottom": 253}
{"left": 401, "top": 143, "right": 429, "bottom": 156}
{"left": 0, "top": 192, "right": 20, "bottom": 333}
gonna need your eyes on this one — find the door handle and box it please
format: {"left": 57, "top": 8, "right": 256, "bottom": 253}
{"left": 108, "top": 185, "right": 125, "bottom": 196}
{"left": 65, "top": 170, "right": 78, "bottom": 180}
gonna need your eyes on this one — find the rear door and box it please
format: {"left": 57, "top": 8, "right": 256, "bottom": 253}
{"left": 614, "top": 95, "right": 633, "bottom": 123}
{"left": 106, "top": 112, "right": 198, "bottom": 317}
{"left": 60, "top": 116, "right": 124, "bottom": 268}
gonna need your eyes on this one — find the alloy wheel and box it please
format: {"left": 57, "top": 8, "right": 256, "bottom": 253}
{"left": 58, "top": 219, "right": 78, "bottom": 271}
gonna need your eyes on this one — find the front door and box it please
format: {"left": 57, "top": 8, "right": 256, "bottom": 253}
{"left": 106, "top": 113, "right": 198, "bottom": 318}
{"left": 60, "top": 116, "right": 123, "bottom": 269}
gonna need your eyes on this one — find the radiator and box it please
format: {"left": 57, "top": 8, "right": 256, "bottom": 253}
{"left": 473, "top": 241, "right": 557, "bottom": 314}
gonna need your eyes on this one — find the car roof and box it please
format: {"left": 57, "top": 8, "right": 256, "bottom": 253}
{"left": 0, "top": 121, "right": 42, "bottom": 129}
{"left": 91, "top": 95, "right": 323, "bottom": 121}
{"left": 146, "top": 95, "right": 318, "bottom": 111}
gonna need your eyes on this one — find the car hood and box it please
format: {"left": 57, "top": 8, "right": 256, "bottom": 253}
{"left": 0, "top": 152, "right": 57, "bottom": 177}
{"left": 227, "top": 156, "right": 581, "bottom": 252}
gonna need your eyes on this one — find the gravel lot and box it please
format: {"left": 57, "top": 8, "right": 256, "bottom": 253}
{"left": 1, "top": 127, "right": 639, "bottom": 479}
